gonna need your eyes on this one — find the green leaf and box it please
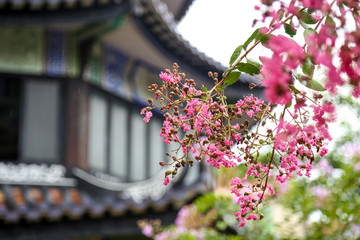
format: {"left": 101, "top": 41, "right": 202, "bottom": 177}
{"left": 306, "top": 79, "right": 325, "bottom": 91}
{"left": 270, "top": 9, "right": 285, "bottom": 26}
{"left": 325, "top": 15, "right": 336, "bottom": 28}
{"left": 243, "top": 28, "right": 260, "bottom": 50}
{"left": 201, "top": 86, "right": 208, "bottom": 92}
{"left": 222, "top": 67, "right": 236, "bottom": 77}
{"left": 219, "top": 71, "right": 241, "bottom": 91}
{"left": 302, "top": 59, "right": 315, "bottom": 78}
{"left": 215, "top": 221, "right": 228, "bottom": 231}
{"left": 194, "top": 193, "right": 216, "bottom": 213}
{"left": 256, "top": 32, "right": 272, "bottom": 44}
{"left": 307, "top": 8, "right": 315, "bottom": 14}
{"left": 247, "top": 58, "right": 262, "bottom": 70}
{"left": 303, "top": 28, "right": 315, "bottom": 39}
{"left": 299, "top": 20, "right": 311, "bottom": 30}
{"left": 229, "top": 45, "right": 243, "bottom": 66}
{"left": 224, "top": 71, "right": 241, "bottom": 86}
{"left": 236, "top": 60, "right": 261, "bottom": 75}
{"left": 299, "top": 10, "right": 318, "bottom": 24}
{"left": 297, "top": 74, "right": 325, "bottom": 91}
{"left": 289, "top": 84, "right": 301, "bottom": 94}
{"left": 285, "top": 99, "right": 292, "bottom": 109}
{"left": 277, "top": 9, "right": 285, "bottom": 21}
{"left": 284, "top": 23, "right": 297, "bottom": 37}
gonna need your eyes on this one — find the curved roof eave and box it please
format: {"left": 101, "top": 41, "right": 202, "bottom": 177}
{"left": 131, "top": 0, "right": 265, "bottom": 99}
{"left": 172, "top": 0, "right": 195, "bottom": 22}
{"left": 0, "top": 0, "right": 264, "bottom": 99}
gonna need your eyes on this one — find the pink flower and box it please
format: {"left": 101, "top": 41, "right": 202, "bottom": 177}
{"left": 140, "top": 108, "right": 153, "bottom": 122}
{"left": 318, "top": 158, "right": 333, "bottom": 175}
{"left": 274, "top": 121, "right": 298, "bottom": 152}
{"left": 159, "top": 70, "right": 180, "bottom": 83}
{"left": 312, "top": 102, "right": 336, "bottom": 128}
{"left": 246, "top": 110, "right": 254, "bottom": 117}
{"left": 230, "top": 177, "right": 242, "bottom": 186}
{"left": 260, "top": 56, "right": 293, "bottom": 105}
{"left": 144, "top": 111, "right": 152, "bottom": 122}
{"left": 141, "top": 225, "right": 153, "bottom": 237}
{"left": 155, "top": 231, "right": 173, "bottom": 240}
{"left": 260, "top": 35, "right": 304, "bottom": 105}
{"left": 319, "top": 147, "right": 328, "bottom": 157}
{"left": 159, "top": 71, "right": 172, "bottom": 83}
{"left": 305, "top": 161, "right": 312, "bottom": 177}
{"left": 267, "top": 185, "right": 275, "bottom": 195}
{"left": 354, "top": 163, "right": 360, "bottom": 172}
{"left": 301, "top": 0, "right": 328, "bottom": 10}
{"left": 163, "top": 176, "right": 170, "bottom": 186}
{"left": 313, "top": 186, "right": 329, "bottom": 199}
{"left": 247, "top": 213, "right": 259, "bottom": 221}
{"left": 268, "top": 35, "right": 304, "bottom": 70}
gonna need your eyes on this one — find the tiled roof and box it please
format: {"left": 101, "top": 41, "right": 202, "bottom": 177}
{"left": 0, "top": 0, "right": 129, "bottom": 24}
{"left": 0, "top": 164, "right": 211, "bottom": 224}
{"left": 0, "top": 0, "right": 119, "bottom": 10}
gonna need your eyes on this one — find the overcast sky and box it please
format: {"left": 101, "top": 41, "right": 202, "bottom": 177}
{"left": 177, "top": 0, "right": 263, "bottom": 66}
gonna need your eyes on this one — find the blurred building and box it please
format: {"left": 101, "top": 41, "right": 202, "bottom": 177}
{"left": 0, "top": 0, "right": 263, "bottom": 239}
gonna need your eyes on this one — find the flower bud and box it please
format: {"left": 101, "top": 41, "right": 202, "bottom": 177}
{"left": 181, "top": 160, "right": 186, "bottom": 167}
{"left": 189, "top": 159, "right": 194, "bottom": 167}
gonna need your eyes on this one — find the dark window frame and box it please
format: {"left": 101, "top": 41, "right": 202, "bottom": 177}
{"left": 0, "top": 74, "right": 66, "bottom": 164}
{"left": 88, "top": 86, "right": 169, "bottom": 181}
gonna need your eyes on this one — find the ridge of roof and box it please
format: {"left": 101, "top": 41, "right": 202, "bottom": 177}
{"left": 0, "top": 174, "right": 210, "bottom": 223}
{"left": 133, "top": 0, "right": 225, "bottom": 73}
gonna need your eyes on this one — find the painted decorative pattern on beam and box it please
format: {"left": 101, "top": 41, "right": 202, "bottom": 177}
{"left": 84, "top": 42, "right": 140, "bottom": 102}
{"left": 0, "top": 27, "right": 44, "bottom": 74}
{"left": 0, "top": 27, "right": 79, "bottom": 77}
{"left": 46, "top": 31, "right": 66, "bottom": 76}
{"left": 103, "top": 45, "right": 130, "bottom": 97}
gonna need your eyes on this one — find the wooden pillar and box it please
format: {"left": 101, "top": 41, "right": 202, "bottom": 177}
{"left": 64, "top": 78, "right": 89, "bottom": 169}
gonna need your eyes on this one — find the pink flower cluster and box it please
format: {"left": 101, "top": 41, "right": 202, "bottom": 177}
{"left": 141, "top": 0, "right": 360, "bottom": 226}
{"left": 143, "top": 64, "right": 269, "bottom": 181}
{"left": 139, "top": 0, "right": 360, "bottom": 230}
{"left": 142, "top": 58, "right": 336, "bottom": 227}
{"left": 261, "top": 35, "right": 304, "bottom": 105}
{"left": 273, "top": 101, "right": 334, "bottom": 182}
{"left": 230, "top": 176, "right": 265, "bottom": 226}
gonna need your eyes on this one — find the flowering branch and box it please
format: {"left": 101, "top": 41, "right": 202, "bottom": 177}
{"left": 140, "top": 0, "right": 359, "bottom": 228}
